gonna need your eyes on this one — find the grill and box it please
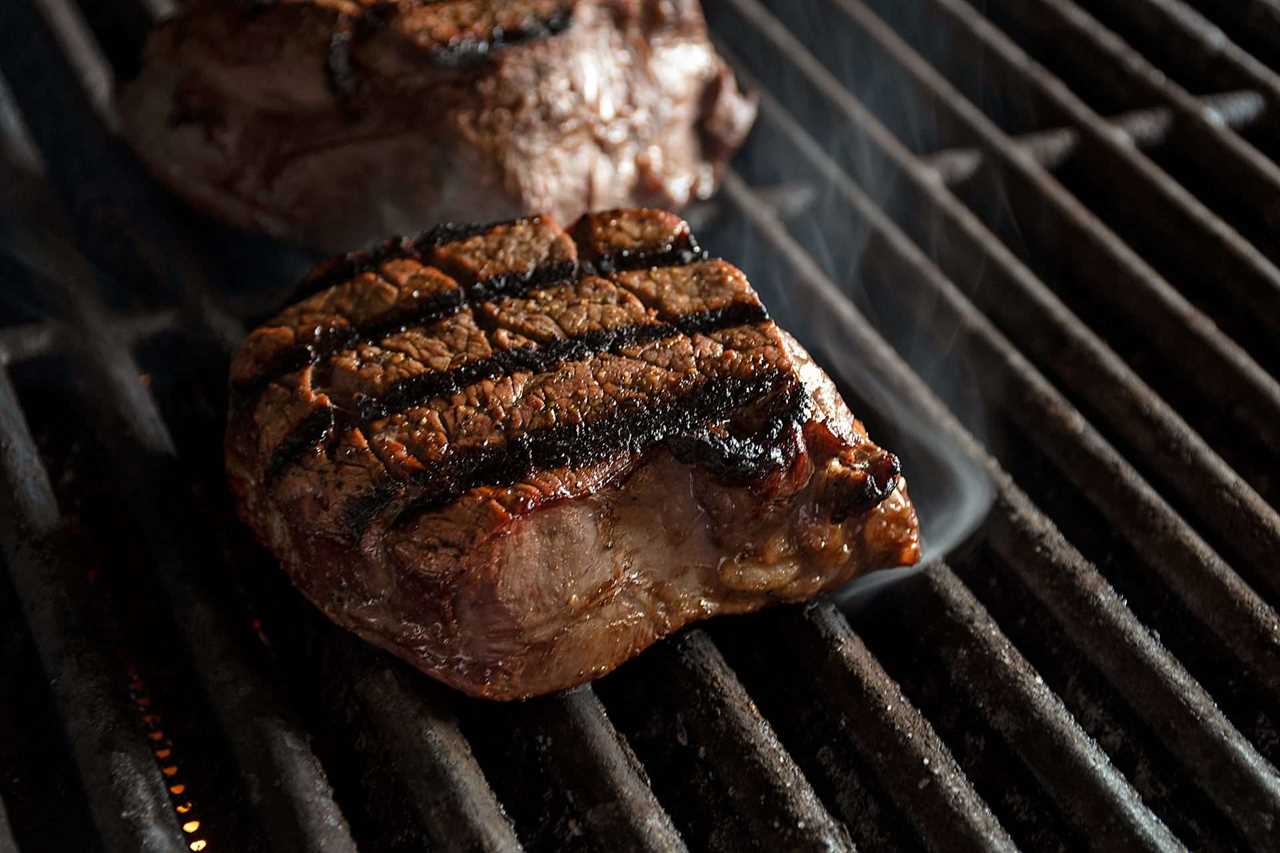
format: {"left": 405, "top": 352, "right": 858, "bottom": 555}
{"left": 1, "top": 0, "right": 1278, "bottom": 850}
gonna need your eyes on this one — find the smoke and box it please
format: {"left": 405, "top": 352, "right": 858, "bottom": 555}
{"left": 701, "top": 0, "right": 998, "bottom": 601}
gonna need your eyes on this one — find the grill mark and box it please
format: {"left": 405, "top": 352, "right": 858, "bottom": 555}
{"left": 429, "top": 7, "right": 574, "bottom": 69}
{"left": 265, "top": 407, "right": 336, "bottom": 485}
{"left": 347, "top": 370, "right": 802, "bottom": 535}
{"left": 233, "top": 286, "right": 468, "bottom": 405}
{"left": 356, "top": 301, "right": 770, "bottom": 421}
{"left": 323, "top": 2, "right": 574, "bottom": 101}
{"left": 583, "top": 231, "right": 708, "bottom": 276}
{"left": 264, "top": 301, "right": 771, "bottom": 484}
{"left": 246, "top": 240, "right": 703, "bottom": 399}
{"left": 290, "top": 220, "right": 501, "bottom": 303}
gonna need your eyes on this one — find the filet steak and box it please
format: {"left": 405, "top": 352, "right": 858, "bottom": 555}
{"left": 121, "top": 0, "right": 757, "bottom": 251}
{"left": 226, "top": 209, "right": 920, "bottom": 699}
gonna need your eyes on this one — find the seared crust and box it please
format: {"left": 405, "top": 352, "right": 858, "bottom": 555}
{"left": 121, "top": 0, "right": 757, "bottom": 251}
{"left": 227, "top": 210, "right": 919, "bottom": 699}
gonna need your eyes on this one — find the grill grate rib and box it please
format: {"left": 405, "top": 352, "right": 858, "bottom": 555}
{"left": 718, "top": 169, "right": 1280, "bottom": 846}
{"left": 2, "top": 0, "right": 1280, "bottom": 850}
{"left": 0, "top": 369, "right": 189, "bottom": 852}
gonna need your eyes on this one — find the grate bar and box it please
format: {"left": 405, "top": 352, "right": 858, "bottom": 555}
{"left": 468, "top": 688, "right": 690, "bottom": 852}
{"left": 0, "top": 369, "right": 189, "bottom": 853}
{"left": 937, "top": 0, "right": 1280, "bottom": 345}
{"left": 722, "top": 601, "right": 1019, "bottom": 852}
{"left": 311, "top": 630, "right": 524, "bottom": 852}
{"left": 0, "top": 69, "right": 361, "bottom": 845}
{"left": 920, "top": 89, "right": 1267, "bottom": 183}
{"left": 0, "top": 799, "right": 14, "bottom": 853}
{"left": 1181, "top": 0, "right": 1280, "bottom": 64}
{"left": 795, "top": 0, "right": 1280, "bottom": 454}
{"left": 1113, "top": 0, "right": 1280, "bottom": 105}
{"left": 599, "top": 629, "right": 856, "bottom": 852}
{"left": 0, "top": 0, "right": 243, "bottom": 351}
{"left": 721, "top": 170, "right": 1280, "bottom": 848}
{"left": 733, "top": 79, "right": 1280, "bottom": 704}
{"left": 713, "top": 0, "right": 1280, "bottom": 607}
{"left": 62, "top": 322, "right": 360, "bottom": 853}
{"left": 912, "top": 563, "right": 1181, "bottom": 850}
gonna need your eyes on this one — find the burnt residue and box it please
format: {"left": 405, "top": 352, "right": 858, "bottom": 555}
{"left": 239, "top": 221, "right": 715, "bottom": 412}
{"left": 427, "top": 7, "right": 575, "bottom": 69}
{"left": 821, "top": 451, "right": 902, "bottom": 523}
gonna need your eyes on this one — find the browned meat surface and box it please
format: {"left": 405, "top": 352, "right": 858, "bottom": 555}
{"left": 121, "top": 0, "right": 757, "bottom": 251}
{"left": 226, "top": 209, "right": 919, "bottom": 700}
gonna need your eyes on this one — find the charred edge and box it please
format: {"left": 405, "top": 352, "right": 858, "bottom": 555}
{"left": 667, "top": 380, "right": 810, "bottom": 483}
{"left": 266, "top": 408, "right": 335, "bottom": 485}
{"left": 583, "top": 232, "right": 709, "bottom": 276}
{"left": 864, "top": 451, "right": 902, "bottom": 510}
{"left": 356, "top": 301, "right": 770, "bottom": 421}
{"left": 428, "top": 8, "right": 575, "bottom": 69}
{"left": 825, "top": 450, "right": 902, "bottom": 523}
{"left": 348, "top": 369, "right": 798, "bottom": 534}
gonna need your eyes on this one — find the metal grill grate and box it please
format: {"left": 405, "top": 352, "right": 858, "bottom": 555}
{"left": 1, "top": 0, "right": 1278, "bottom": 850}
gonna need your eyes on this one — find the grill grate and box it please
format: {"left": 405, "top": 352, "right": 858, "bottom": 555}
{"left": 1, "top": 0, "right": 1279, "bottom": 850}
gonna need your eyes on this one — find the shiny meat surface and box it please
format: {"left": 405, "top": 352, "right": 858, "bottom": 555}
{"left": 121, "top": 0, "right": 757, "bottom": 251}
{"left": 226, "top": 209, "right": 920, "bottom": 699}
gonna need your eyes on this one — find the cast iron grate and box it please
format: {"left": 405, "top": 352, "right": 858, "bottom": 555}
{"left": 0, "top": 0, "right": 1278, "bottom": 850}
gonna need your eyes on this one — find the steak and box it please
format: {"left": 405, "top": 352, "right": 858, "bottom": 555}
{"left": 120, "top": 0, "right": 757, "bottom": 252}
{"left": 226, "top": 209, "right": 920, "bottom": 700}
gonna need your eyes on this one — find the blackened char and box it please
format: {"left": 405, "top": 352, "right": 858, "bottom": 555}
{"left": 226, "top": 209, "right": 920, "bottom": 700}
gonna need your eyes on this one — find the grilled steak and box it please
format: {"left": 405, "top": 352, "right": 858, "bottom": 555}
{"left": 226, "top": 209, "right": 919, "bottom": 699}
{"left": 121, "top": 0, "right": 756, "bottom": 252}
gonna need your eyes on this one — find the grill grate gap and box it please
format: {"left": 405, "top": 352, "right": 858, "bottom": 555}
{"left": 595, "top": 630, "right": 856, "bottom": 852}
{"left": 986, "top": 411, "right": 1280, "bottom": 767}
{"left": 0, "top": 555, "right": 101, "bottom": 853}
{"left": 3, "top": 0, "right": 1280, "bottom": 849}
{"left": 14, "top": 362, "right": 275, "bottom": 853}
{"left": 1069, "top": 0, "right": 1280, "bottom": 101}
{"left": 847, "top": 571, "right": 1091, "bottom": 852}
{"left": 951, "top": 544, "right": 1255, "bottom": 851}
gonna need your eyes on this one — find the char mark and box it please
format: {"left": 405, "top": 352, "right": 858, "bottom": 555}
{"left": 584, "top": 231, "right": 708, "bottom": 276}
{"left": 266, "top": 301, "right": 770, "bottom": 484}
{"left": 356, "top": 301, "right": 770, "bottom": 421}
{"left": 265, "top": 407, "right": 336, "bottom": 485}
{"left": 347, "top": 369, "right": 801, "bottom": 535}
{"left": 233, "top": 287, "right": 468, "bottom": 406}
{"left": 289, "top": 218, "right": 520, "bottom": 305}
{"left": 429, "top": 7, "right": 574, "bottom": 69}
{"left": 247, "top": 237, "right": 705, "bottom": 402}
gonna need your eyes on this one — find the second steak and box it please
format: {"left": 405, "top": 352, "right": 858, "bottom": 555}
{"left": 121, "top": 0, "right": 757, "bottom": 251}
